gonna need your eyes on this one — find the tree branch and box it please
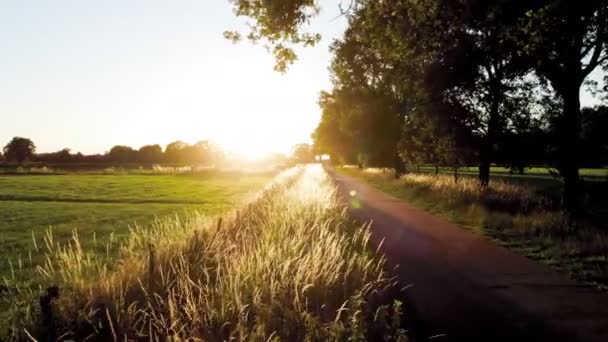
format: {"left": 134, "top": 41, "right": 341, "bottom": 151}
{"left": 597, "top": 53, "right": 608, "bottom": 65}
{"left": 583, "top": 7, "right": 607, "bottom": 77}
{"left": 330, "top": 0, "right": 356, "bottom": 22}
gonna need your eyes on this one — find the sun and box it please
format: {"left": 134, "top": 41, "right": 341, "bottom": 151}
{"left": 213, "top": 127, "right": 290, "bottom": 159}
{"left": 168, "top": 58, "right": 318, "bottom": 160}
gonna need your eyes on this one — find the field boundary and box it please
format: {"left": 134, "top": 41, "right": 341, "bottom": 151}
{"left": 0, "top": 196, "right": 212, "bottom": 205}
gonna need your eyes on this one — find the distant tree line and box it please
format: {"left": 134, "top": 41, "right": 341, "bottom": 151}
{"left": 1, "top": 137, "right": 225, "bottom": 166}
{"left": 291, "top": 143, "right": 316, "bottom": 164}
{"left": 228, "top": 0, "right": 608, "bottom": 213}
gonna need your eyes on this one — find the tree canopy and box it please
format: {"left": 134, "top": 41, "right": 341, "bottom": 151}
{"left": 230, "top": 0, "right": 608, "bottom": 212}
{"left": 3, "top": 137, "right": 35, "bottom": 164}
{"left": 1, "top": 138, "right": 226, "bottom": 167}
{"left": 225, "top": 0, "right": 321, "bottom": 71}
{"left": 291, "top": 143, "right": 316, "bottom": 163}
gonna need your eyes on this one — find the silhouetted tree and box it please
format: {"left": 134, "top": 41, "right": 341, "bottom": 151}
{"left": 36, "top": 148, "right": 74, "bottom": 163}
{"left": 580, "top": 106, "right": 608, "bottom": 167}
{"left": 3, "top": 137, "right": 35, "bottom": 164}
{"left": 400, "top": 104, "right": 474, "bottom": 179}
{"left": 313, "top": 91, "right": 358, "bottom": 165}
{"left": 422, "top": 0, "right": 538, "bottom": 187}
{"left": 515, "top": 1, "right": 608, "bottom": 212}
{"left": 81, "top": 154, "right": 107, "bottom": 164}
{"left": 137, "top": 144, "right": 164, "bottom": 164}
{"left": 164, "top": 141, "right": 189, "bottom": 164}
{"left": 314, "top": 88, "right": 400, "bottom": 169}
{"left": 25, "top": 140, "right": 225, "bottom": 166}
{"left": 188, "top": 140, "right": 213, "bottom": 165}
{"left": 291, "top": 143, "right": 315, "bottom": 163}
{"left": 108, "top": 145, "right": 136, "bottom": 164}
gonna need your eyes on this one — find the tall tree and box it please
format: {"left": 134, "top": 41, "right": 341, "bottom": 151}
{"left": 517, "top": 1, "right": 608, "bottom": 212}
{"left": 314, "top": 88, "right": 400, "bottom": 168}
{"left": 107, "top": 145, "right": 136, "bottom": 164}
{"left": 3, "top": 137, "right": 35, "bottom": 164}
{"left": 420, "top": 0, "right": 538, "bottom": 186}
{"left": 291, "top": 143, "right": 315, "bottom": 163}
{"left": 138, "top": 144, "right": 164, "bottom": 164}
{"left": 165, "top": 141, "right": 189, "bottom": 164}
{"left": 313, "top": 91, "right": 357, "bottom": 164}
{"left": 326, "top": 1, "right": 434, "bottom": 175}
{"left": 186, "top": 140, "right": 214, "bottom": 166}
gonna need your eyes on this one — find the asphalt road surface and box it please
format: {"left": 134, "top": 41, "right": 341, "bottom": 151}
{"left": 327, "top": 167, "right": 608, "bottom": 342}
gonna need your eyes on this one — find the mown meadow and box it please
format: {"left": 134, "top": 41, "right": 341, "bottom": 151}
{"left": 0, "top": 171, "right": 273, "bottom": 285}
{"left": 1, "top": 166, "right": 407, "bottom": 341}
{"left": 339, "top": 167, "right": 608, "bottom": 291}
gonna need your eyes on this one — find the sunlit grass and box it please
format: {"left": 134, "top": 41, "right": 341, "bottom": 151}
{"left": 414, "top": 166, "right": 608, "bottom": 178}
{"left": 2, "top": 166, "right": 407, "bottom": 341}
{"left": 393, "top": 171, "right": 548, "bottom": 213}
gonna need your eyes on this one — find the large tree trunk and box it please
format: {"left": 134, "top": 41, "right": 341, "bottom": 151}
{"left": 479, "top": 95, "right": 499, "bottom": 188}
{"left": 559, "top": 84, "right": 583, "bottom": 214}
{"left": 395, "top": 111, "right": 406, "bottom": 179}
{"left": 479, "top": 133, "right": 492, "bottom": 188}
{"left": 478, "top": 158, "right": 491, "bottom": 188}
{"left": 394, "top": 152, "right": 405, "bottom": 179}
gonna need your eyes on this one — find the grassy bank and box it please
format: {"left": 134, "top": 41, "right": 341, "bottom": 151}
{"left": 413, "top": 166, "right": 608, "bottom": 210}
{"left": 339, "top": 167, "right": 608, "bottom": 291}
{"left": 416, "top": 166, "right": 608, "bottom": 179}
{"left": 2, "top": 166, "right": 407, "bottom": 341}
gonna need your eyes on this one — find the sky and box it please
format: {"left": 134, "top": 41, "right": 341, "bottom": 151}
{"left": 0, "top": 0, "right": 347, "bottom": 156}
{"left": 0, "top": 1, "right": 604, "bottom": 157}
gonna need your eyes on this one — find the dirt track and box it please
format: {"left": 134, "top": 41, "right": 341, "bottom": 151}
{"left": 327, "top": 167, "right": 608, "bottom": 342}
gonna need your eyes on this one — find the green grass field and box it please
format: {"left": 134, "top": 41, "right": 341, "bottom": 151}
{"left": 0, "top": 172, "right": 273, "bottom": 280}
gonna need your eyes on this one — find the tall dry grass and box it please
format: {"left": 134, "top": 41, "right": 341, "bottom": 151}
{"left": 394, "top": 172, "right": 549, "bottom": 214}
{"left": 3, "top": 165, "right": 407, "bottom": 341}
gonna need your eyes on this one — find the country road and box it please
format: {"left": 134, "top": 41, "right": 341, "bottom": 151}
{"left": 326, "top": 167, "right": 608, "bottom": 342}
